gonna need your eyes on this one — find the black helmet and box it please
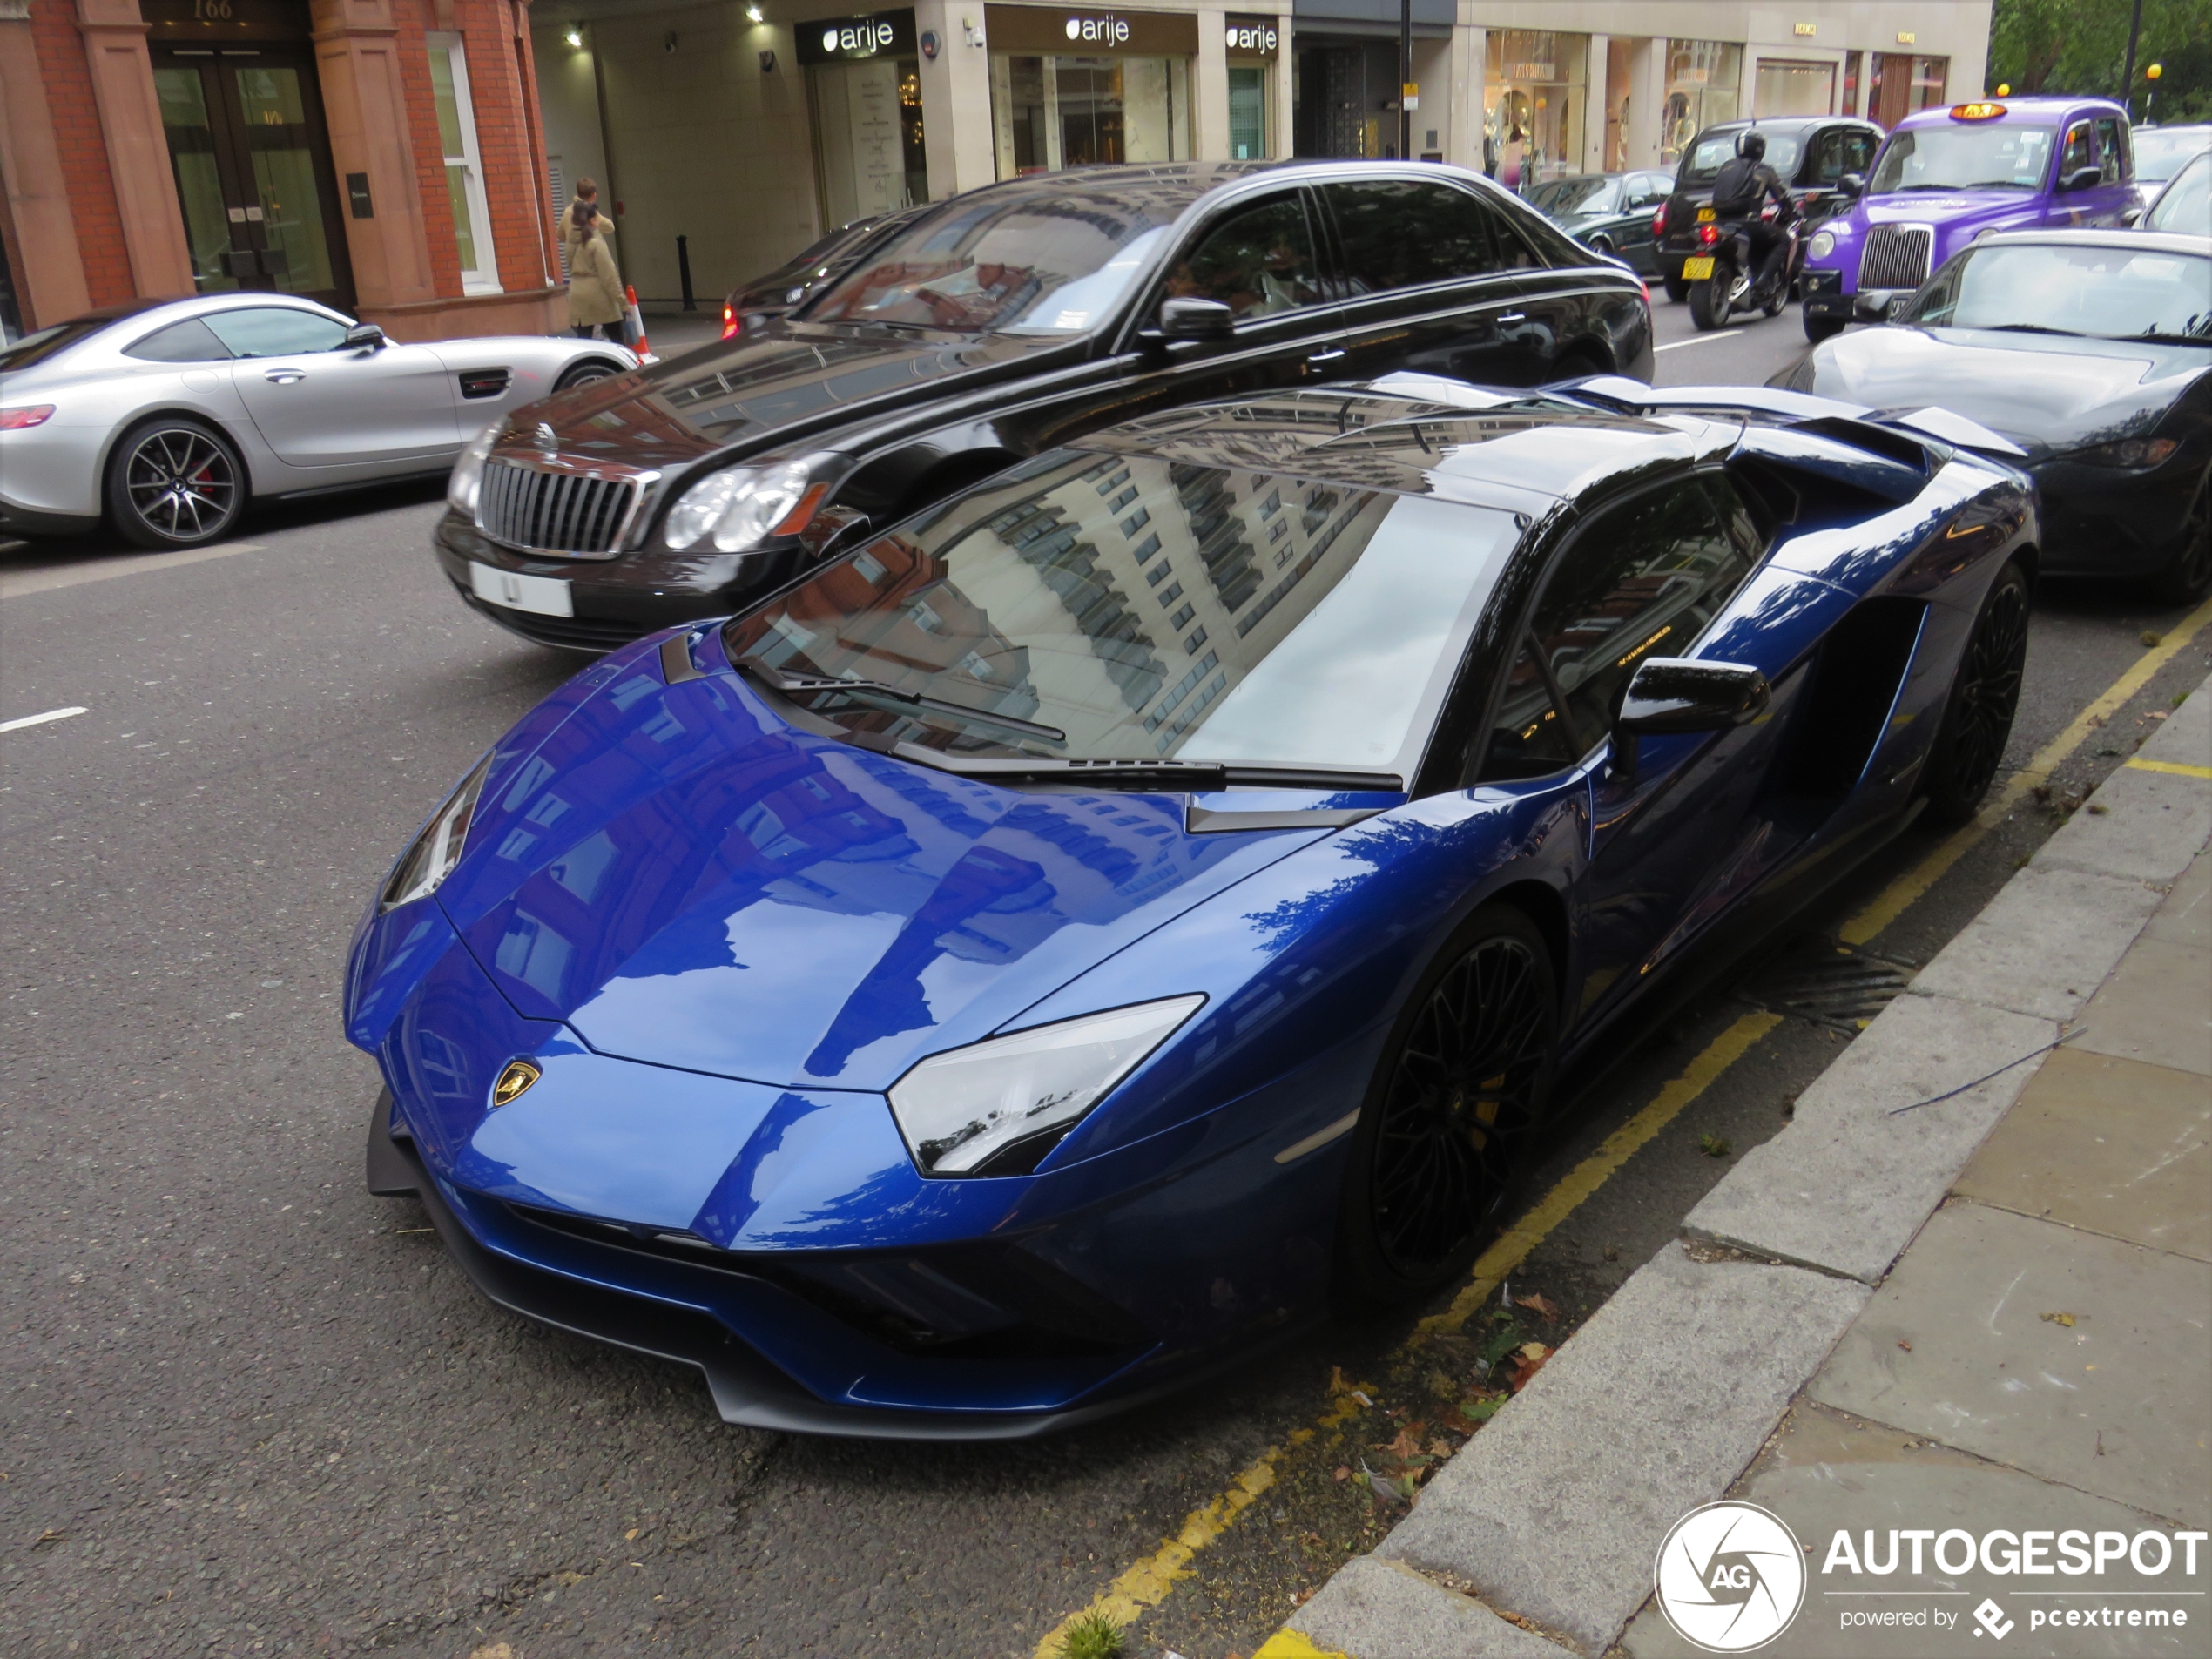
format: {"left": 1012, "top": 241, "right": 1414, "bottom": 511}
{"left": 1739, "top": 131, "right": 1768, "bottom": 162}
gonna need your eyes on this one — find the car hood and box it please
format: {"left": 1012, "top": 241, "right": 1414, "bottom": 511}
{"left": 1799, "top": 326, "right": 2206, "bottom": 455}
{"left": 516, "top": 322, "right": 1065, "bottom": 469}
{"left": 1857, "top": 190, "right": 2040, "bottom": 226}
{"left": 430, "top": 656, "right": 1331, "bottom": 1092}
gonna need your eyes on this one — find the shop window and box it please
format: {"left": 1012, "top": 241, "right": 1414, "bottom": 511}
{"left": 1662, "top": 39, "right": 1741, "bottom": 165}
{"left": 1163, "top": 194, "right": 1320, "bottom": 321}
{"left": 428, "top": 34, "right": 501, "bottom": 295}
{"left": 1842, "top": 51, "right": 1862, "bottom": 118}
{"left": 1909, "top": 57, "right": 1948, "bottom": 111}
{"left": 993, "top": 53, "right": 1190, "bottom": 176}
{"left": 1754, "top": 59, "right": 1835, "bottom": 118}
{"left": 1486, "top": 30, "right": 1587, "bottom": 191}
{"left": 1228, "top": 65, "right": 1267, "bottom": 160}
{"left": 1325, "top": 181, "right": 1517, "bottom": 294}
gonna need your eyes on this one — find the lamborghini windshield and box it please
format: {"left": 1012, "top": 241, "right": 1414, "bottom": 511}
{"left": 723, "top": 450, "right": 1522, "bottom": 780}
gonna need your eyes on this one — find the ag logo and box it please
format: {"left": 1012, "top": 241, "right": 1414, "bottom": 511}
{"left": 1654, "top": 1501, "right": 1807, "bottom": 1652}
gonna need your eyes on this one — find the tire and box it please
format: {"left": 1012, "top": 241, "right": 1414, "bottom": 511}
{"left": 1662, "top": 273, "right": 1690, "bottom": 304}
{"left": 104, "top": 416, "right": 246, "bottom": 550}
{"left": 1588, "top": 235, "right": 1615, "bottom": 258}
{"left": 2146, "top": 474, "right": 2212, "bottom": 605}
{"left": 554, "top": 358, "right": 623, "bottom": 391}
{"left": 1764, "top": 283, "right": 1789, "bottom": 318}
{"left": 1803, "top": 311, "right": 1845, "bottom": 344}
{"left": 1335, "top": 904, "right": 1560, "bottom": 1306}
{"left": 1922, "top": 558, "right": 2031, "bottom": 826}
{"left": 1687, "top": 279, "right": 1728, "bottom": 331}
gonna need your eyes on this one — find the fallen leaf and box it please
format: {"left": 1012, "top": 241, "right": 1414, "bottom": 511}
{"left": 2041, "top": 1312, "right": 2077, "bottom": 1327}
{"left": 2087, "top": 803, "right": 2108, "bottom": 816}
{"left": 1382, "top": 1426, "right": 1426, "bottom": 1460}
{"left": 1328, "top": 1365, "right": 1347, "bottom": 1397}
{"left": 1429, "top": 1440, "right": 1453, "bottom": 1459}
{"left": 1460, "top": 1396, "right": 1507, "bottom": 1423}
{"left": 1514, "top": 1291, "right": 1562, "bottom": 1322}
{"left": 1333, "top": 1465, "right": 1350, "bottom": 1481}
{"left": 1506, "top": 1342, "right": 1553, "bottom": 1391}
{"left": 1897, "top": 1340, "right": 1912, "bottom": 1352}
{"left": 2141, "top": 631, "right": 2163, "bottom": 648}
{"left": 1700, "top": 1132, "right": 1732, "bottom": 1158}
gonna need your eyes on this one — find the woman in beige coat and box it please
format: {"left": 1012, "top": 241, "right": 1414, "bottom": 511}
{"left": 561, "top": 181, "right": 626, "bottom": 341}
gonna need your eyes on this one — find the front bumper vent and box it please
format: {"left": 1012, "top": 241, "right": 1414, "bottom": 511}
{"left": 476, "top": 457, "right": 651, "bottom": 558}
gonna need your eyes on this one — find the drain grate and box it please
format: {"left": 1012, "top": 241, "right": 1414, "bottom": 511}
{"left": 1738, "top": 941, "right": 1916, "bottom": 1030}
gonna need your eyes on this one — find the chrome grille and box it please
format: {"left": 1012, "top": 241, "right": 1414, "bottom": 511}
{"left": 1858, "top": 226, "right": 1932, "bottom": 291}
{"left": 476, "top": 457, "right": 645, "bottom": 558}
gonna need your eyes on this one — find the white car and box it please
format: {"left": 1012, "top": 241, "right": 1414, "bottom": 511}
{"left": 0, "top": 293, "right": 636, "bottom": 549}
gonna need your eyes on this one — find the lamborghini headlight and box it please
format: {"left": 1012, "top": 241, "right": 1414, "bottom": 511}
{"left": 380, "top": 754, "right": 493, "bottom": 912}
{"left": 448, "top": 421, "right": 504, "bottom": 515}
{"left": 662, "top": 459, "right": 819, "bottom": 552}
{"left": 888, "top": 995, "right": 1206, "bottom": 1176}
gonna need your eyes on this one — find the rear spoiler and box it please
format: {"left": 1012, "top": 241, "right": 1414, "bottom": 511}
{"left": 1557, "top": 375, "right": 2029, "bottom": 461}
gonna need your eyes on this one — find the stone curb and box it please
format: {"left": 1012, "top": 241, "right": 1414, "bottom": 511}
{"left": 1271, "top": 672, "right": 2212, "bottom": 1659}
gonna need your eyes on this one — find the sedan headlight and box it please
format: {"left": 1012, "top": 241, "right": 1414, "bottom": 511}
{"left": 448, "top": 421, "right": 505, "bottom": 515}
{"left": 1808, "top": 229, "right": 1837, "bottom": 261}
{"left": 380, "top": 754, "right": 492, "bottom": 912}
{"left": 889, "top": 995, "right": 1206, "bottom": 1176}
{"left": 2072, "top": 436, "right": 2180, "bottom": 469}
{"left": 663, "top": 460, "right": 819, "bottom": 551}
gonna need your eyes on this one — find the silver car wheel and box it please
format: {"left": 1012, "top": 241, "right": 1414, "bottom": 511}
{"left": 122, "top": 425, "right": 240, "bottom": 543}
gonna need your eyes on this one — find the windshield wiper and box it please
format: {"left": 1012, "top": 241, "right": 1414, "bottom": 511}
{"left": 1985, "top": 323, "right": 2085, "bottom": 337}
{"left": 736, "top": 657, "right": 1068, "bottom": 745}
{"left": 885, "top": 753, "right": 1407, "bottom": 792}
{"left": 2130, "top": 330, "right": 2212, "bottom": 345}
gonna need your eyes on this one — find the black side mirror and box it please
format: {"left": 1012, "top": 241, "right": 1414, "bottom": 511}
{"left": 1158, "top": 298, "right": 1236, "bottom": 340}
{"left": 342, "top": 323, "right": 387, "bottom": 351}
{"left": 1838, "top": 172, "right": 1865, "bottom": 197}
{"left": 2060, "top": 166, "right": 2105, "bottom": 192}
{"left": 1617, "top": 658, "right": 1770, "bottom": 736}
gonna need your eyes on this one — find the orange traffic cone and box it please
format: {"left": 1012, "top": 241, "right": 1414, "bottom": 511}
{"left": 624, "top": 285, "right": 651, "bottom": 360}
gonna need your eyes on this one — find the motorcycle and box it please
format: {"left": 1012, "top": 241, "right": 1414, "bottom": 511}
{"left": 1683, "top": 199, "right": 1804, "bottom": 332}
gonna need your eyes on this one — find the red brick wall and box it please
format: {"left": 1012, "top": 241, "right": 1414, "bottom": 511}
{"left": 31, "top": 0, "right": 134, "bottom": 307}
{"left": 391, "top": 0, "right": 555, "bottom": 300}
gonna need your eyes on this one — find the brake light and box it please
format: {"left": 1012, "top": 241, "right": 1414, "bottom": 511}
{"left": 720, "top": 302, "right": 738, "bottom": 341}
{"left": 1696, "top": 222, "right": 1721, "bottom": 247}
{"left": 1652, "top": 201, "right": 1669, "bottom": 236}
{"left": 0, "top": 404, "right": 55, "bottom": 429}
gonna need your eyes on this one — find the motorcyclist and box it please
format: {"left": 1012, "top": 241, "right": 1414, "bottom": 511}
{"left": 1709, "top": 131, "right": 1795, "bottom": 302}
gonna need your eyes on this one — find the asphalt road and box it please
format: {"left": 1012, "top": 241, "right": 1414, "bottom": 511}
{"left": 3, "top": 310, "right": 2206, "bottom": 1659}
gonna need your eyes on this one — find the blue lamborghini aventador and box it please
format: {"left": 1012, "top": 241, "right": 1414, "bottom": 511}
{"left": 347, "top": 375, "right": 2036, "bottom": 1437}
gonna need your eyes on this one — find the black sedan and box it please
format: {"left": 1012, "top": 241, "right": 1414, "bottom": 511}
{"left": 1777, "top": 229, "right": 2211, "bottom": 601}
{"left": 719, "top": 206, "right": 928, "bottom": 341}
{"left": 438, "top": 160, "right": 1655, "bottom": 651}
{"left": 1524, "top": 171, "right": 1676, "bottom": 273}
{"left": 1653, "top": 116, "right": 1883, "bottom": 300}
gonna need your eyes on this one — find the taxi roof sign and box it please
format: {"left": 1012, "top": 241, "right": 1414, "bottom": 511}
{"left": 1951, "top": 101, "right": 2006, "bottom": 120}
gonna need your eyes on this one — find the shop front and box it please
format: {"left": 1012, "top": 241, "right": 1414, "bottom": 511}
{"left": 1662, "top": 38, "right": 1741, "bottom": 164}
{"left": 1224, "top": 14, "right": 1279, "bottom": 161}
{"left": 1290, "top": 0, "right": 1449, "bottom": 161}
{"left": 799, "top": 10, "right": 929, "bottom": 227}
{"left": 1866, "top": 52, "right": 1947, "bottom": 127}
{"left": 985, "top": 5, "right": 1197, "bottom": 177}
{"left": 1753, "top": 56, "right": 1837, "bottom": 118}
{"left": 1484, "top": 30, "right": 1586, "bottom": 190}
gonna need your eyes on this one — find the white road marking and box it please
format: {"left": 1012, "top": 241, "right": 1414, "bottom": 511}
{"left": 1654, "top": 332, "right": 1741, "bottom": 351}
{"left": 0, "top": 542, "right": 266, "bottom": 599}
{"left": 0, "top": 705, "right": 88, "bottom": 734}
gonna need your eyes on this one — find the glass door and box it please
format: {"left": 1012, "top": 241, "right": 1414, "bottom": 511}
{"left": 153, "top": 45, "right": 353, "bottom": 310}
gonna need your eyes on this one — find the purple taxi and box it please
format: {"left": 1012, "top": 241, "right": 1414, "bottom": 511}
{"left": 1801, "top": 96, "right": 2137, "bottom": 342}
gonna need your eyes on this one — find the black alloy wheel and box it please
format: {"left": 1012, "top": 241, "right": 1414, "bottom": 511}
{"left": 1589, "top": 234, "right": 1615, "bottom": 257}
{"left": 555, "top": 359, "right": 623, "bottom": 391}
{"left": 2148, "top": 473, "right": 2212, "bottom": 604}
{"left": 1923, "top": 558, "right": 2031, "bottom": 826}
{"left": 1338, "top": 906, "right": 1559, "bottom": 1303}
{"left": 105, "top": 418, "right": 245, "bottom": 550}
{"left": 1688, "top": 275, "right": 1731, "bottom": 331}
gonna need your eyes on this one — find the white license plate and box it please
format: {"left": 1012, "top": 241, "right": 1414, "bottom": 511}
{"left": 1682, "top": 256, "right": 1716, "bottom": 280}
{"left": 470, "top": 563, "right": 572, "bottom": 617}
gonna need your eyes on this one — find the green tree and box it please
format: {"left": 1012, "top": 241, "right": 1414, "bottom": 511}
{"left": 1988, "top": 0, "right": 2212, "bottom": 121}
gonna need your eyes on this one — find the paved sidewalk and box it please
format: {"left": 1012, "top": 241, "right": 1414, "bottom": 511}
{"left": 1264, "top": 678, "right": 2212, "bottom": 1659}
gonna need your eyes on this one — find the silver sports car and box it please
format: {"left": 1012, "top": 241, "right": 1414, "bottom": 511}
{"left": 0, "top": 293, "right": 637, "bottom": 550}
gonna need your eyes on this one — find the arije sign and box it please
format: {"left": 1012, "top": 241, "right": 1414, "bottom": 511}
{"left": 796, "top": 8, "right": 918, "bottom": 64}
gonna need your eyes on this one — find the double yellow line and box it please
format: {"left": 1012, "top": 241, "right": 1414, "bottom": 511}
{"left": 1032, "top": 595, "right": 2212, "bottom": 1659}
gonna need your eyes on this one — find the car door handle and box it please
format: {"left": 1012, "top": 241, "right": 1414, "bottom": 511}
{"left": 1494, "top": 312, "right": 1528, "bottom": 324}
{"left": 263, "top": 368, "right": 305, "bottom": 385}
{"left": 1306, "top": 347, "right": 1345, "bottom": 363}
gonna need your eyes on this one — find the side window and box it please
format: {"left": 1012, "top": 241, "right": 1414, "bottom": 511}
{"left": 1162, "top": 194, "right": 1322, "bottom": 324}
{"left": 125, "top": 318, "right": 233, "bottom": 362}
{"left": 2061, "top": 122, "right": 2096, "bottom": 179}
{"left": 1843, "top": 128, "right": 1879, "bottom": 178}
{"left": 2094, "top": 118, "right": 2128, "bottom": 183}
{"left": 1805, "top": 128, "right": 1847, "bottom": 185}
{"left": 202, "top": 307, "right": 351, "bottom": 357}
{"left": 1630, "top": 172, "right": 1672, "bottom": 207}
{"left": 1325, "top": 180, "right": 1503, "bottom": 295}
{"left": 1476, "top": 478, "right": 1755, "bottom": 781}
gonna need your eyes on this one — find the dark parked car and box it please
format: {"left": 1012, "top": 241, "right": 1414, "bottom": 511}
{"left": 1780, "top": 229, "right": 2212, "bottom": 601}
{"left": 439, "top": 160, "right": 1655, "bottom": 651}
{"left": 359, "top": 377, "right": 2035, "bottom": 1435}
{"left": 1524, "top": 171, "right": 1676, "bottom": 273}
{"left": 1654, "top": 116, "right": 1884, "bottom": 300}
{"left": 720, "top": 206, "right": 929, "bottom": 341}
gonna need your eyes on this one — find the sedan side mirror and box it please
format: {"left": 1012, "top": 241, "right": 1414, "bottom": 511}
{"left": 2059, "top": 166, "right": 2105, "bottom": 192}
{"left": 342, "top": 323, "right": 387, "bottom": 352}
{"left": 1838, "top": 172, "right": 1865, "bottom": 197}
{"left": 1616, "top": 658, "right": 1770, "bottom": 736}
{"left": 2121, "top": 205, "right": 2143, "bottom": 226}
{"left": 1158, "top": 298, "right": 1236, "bottom": 340}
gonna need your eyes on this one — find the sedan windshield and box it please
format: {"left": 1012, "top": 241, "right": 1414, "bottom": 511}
{"left": 723, "top": 451, "right": 1522, "bottom": 779}
{"left": 2146, "top": 151, "right": 2212, "bottom": 235}
{"left": 1528, "top": 176, "right": 1617, "bottom": 215}
{"left": 2132, "top": 128, "right": 2212, "bottom": 184}
{"left": 801, "top": 188, "right": 1181, "bottom": 334}
{"left": 1871, "top": 125, "right": 2055, "bottom": 192}
{"left": 1908, "top": 243, "right": 2212, "bottom": 341}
